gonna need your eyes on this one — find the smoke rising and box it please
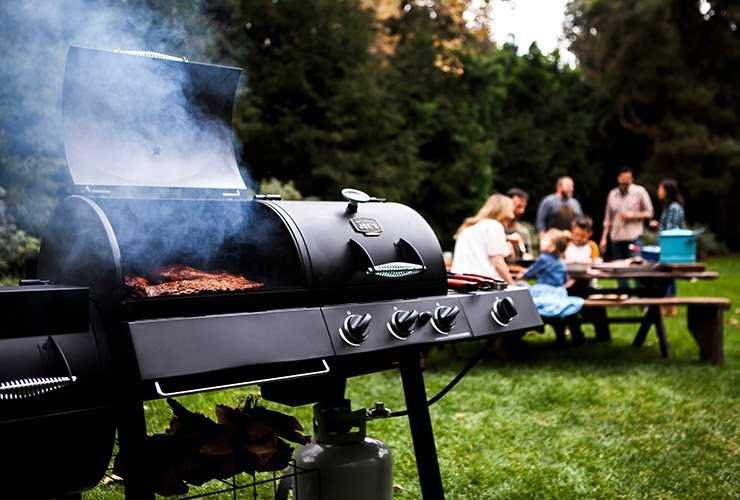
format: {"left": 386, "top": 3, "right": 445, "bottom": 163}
{"left": 0, "top": 1, "right": 264, "bottom": 279}
{"left": 64, "top": 46, "right": 246, "bottom": 192}
{"left": 1, "top": 0, "right": 214, "bottom": 159}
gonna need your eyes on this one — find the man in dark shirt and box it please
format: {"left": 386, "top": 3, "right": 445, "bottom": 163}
{"left": 535, "top": 177, "right": 583, "bottom": 239}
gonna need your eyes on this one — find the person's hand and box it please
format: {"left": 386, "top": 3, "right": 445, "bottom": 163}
{"left": 620, "top": 211, "right": 635, "bottom": 222}
{"left": 649, "top": 219, "right": 659, "bottom": 231}
{"left": 599, "top": 237, "right": 608, "bottom": 254}
{"left": 506, "top": 232, "right": 522, "bottom": 243}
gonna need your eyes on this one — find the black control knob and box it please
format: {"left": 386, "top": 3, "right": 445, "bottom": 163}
{"left": 340, "top": 313, "right": 372, "bottom": 346}
{"left": 432, "top": 305, "right": 460, "bottom": 334}
{"left": 491, "top": 297, "right": 517, "bottom": 326}
{"left": 388, "top": 309, "right": 419, "bottom": 340}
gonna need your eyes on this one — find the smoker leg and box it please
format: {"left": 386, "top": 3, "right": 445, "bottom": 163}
{"left": 400, "top": 352, "right": 445, "bottom": 500}
{"left": 117, "top": 400, "right": 155, "bottom": 500}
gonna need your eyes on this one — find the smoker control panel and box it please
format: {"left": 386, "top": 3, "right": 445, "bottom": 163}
{"left": 456, "top": 287, "right": 542, "bottom": 338}
{"left": 323, "top": 297, "right": 473, "bottom": 357}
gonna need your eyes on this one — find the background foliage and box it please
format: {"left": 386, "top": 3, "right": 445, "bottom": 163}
{"left": 0, "top": 0, "right": 738, "bottom": 277}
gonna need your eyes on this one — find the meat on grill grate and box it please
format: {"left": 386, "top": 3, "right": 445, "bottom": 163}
{"left": 149, "top": 264, "right": 228, "bottom": 283}
{"left": 125, "top": 265, "right": 262, "bottom": 298}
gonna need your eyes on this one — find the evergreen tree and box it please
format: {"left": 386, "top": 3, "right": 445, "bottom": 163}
{"left": 486, "top": 43, "right": 597, "bottom": 220}
{"left": 203, "top": 0, "right": 419, "bottom": 202}
{"left": 383, "top": 1, "right": 497, "bottom": 246}
{"left": 566, "top": 0, "right": 740, "bottom": 246}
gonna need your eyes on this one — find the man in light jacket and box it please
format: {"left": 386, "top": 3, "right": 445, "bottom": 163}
{"left": 600, "top": 166, "right": 653, "bottom": 287}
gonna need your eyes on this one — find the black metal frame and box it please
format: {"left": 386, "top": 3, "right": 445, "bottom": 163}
{"left": 106, "top": 457, "right": 321, "bottom": 500}
{"left": 115, "top": 357, "right": 446, "bottom": 500}
{"left": 400, "top": 353, "right": 445, "bottom": 500}
{"left": 105, "top": 443, "right": 318, "bottom": 499}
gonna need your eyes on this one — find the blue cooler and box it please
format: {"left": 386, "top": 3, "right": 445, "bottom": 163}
{"left": 659, "top": 229, "right": 697, "bottom": 263}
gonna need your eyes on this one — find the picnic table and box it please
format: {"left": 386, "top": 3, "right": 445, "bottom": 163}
{"left": 565, "top": 261, "right": 729, "bottom": 364}
{"left": 567, "top": 261, "right": 718, "bottom": 294}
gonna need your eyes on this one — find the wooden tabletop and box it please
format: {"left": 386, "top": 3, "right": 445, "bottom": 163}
{"left": 567, "top": 261, "right": 718, "bottom": 281}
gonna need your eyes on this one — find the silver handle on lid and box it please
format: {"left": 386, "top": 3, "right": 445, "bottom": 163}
{"left": 349, "top": 238, "right": 427, "bottom": 279}
{"left": 0, "top": 336, "right": 79, "bottom": 402}
{"left": 0, "top": 376, "right": 78, "bottom": 401}
{"left": 114, "top": 49, "right": 188, "bottom": 62}
{"left": 368, "top": 261, "right": 425, "bottom": 279}
{"left": 153, "top": 359, "right": 331, "bottom": 397}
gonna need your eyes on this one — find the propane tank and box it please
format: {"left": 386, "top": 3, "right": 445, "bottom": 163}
{"left": 288, "top": 399, "right": 393, "bottom": 500}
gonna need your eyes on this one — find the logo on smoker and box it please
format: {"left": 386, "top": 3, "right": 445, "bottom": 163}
{"left": 350, "top": 217, "right": 383, "bottom": 236}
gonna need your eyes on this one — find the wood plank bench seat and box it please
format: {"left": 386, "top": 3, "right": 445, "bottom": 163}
{"left": 581, "top": 297, "right": 731, "bottom": 365}
{"left": 584, "top": 297, "right": 731, "bottom": 307}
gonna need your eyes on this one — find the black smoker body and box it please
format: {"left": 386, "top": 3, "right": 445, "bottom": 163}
{"left": 1, "top": 46, "right": 542, "bottom": 499}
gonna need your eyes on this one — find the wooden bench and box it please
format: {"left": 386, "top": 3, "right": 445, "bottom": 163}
{"left": 582, "top": 297, "right": 731, "bottom": 365}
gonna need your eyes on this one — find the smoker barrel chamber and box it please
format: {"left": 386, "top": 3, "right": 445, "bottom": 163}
{"left": 23, "top": 46, "right": 542, "bottom": 499}
{"left": 39, "top": 196, "right": 447, "bottom": 315}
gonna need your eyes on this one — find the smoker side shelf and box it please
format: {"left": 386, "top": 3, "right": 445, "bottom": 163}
{"left": 126, "top": 308, "right": 336, "bottom": 399}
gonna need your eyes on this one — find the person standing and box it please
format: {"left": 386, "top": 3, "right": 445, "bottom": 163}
{"left": 599, "top": 167, "right": 654, "bottom": 259}
{"left": 451, "top": 194, "right": 517, "bottom": 284}
{"left": 535, "top": 177, "right": 583, "bottom": 238}
{"left": 506, "top": 187, "right": 533, "bottom": 258}
{"left": 650, "top": 178, "right": 686, "bottom": 316}
{"left": 653, "top": 178, "right": 685, "bottom": 231}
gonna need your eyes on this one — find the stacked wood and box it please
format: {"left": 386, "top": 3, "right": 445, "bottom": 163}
{"left": 114, "top": 396, "right": 308, "bottom": 496}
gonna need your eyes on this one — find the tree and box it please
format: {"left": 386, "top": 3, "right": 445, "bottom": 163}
{"left": 202, "top": 0, "right": 419, "bottom": 202}
{"left": 382, "top": 1, "right": 497, "bottom": 246}
{"left": 566, "top": 0, "right": 740, "bottom": 246}
{"left": 485, "top": 43, "right": 597, "bottom": 220}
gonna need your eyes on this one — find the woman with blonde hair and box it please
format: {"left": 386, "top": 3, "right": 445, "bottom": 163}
{"left": 450, "top": 194, "right": 516, "bottom": 283}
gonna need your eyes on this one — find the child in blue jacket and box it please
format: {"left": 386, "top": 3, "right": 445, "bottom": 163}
{"left": 523, "top": 229, "right": 585, "bottom": 346}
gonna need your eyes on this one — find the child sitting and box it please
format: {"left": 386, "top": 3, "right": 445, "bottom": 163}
{"left": 564, "top": 216, "right": 600, "bottom": 264}
{"left": 522, "top": 229, "right": 585, "bottom": 346}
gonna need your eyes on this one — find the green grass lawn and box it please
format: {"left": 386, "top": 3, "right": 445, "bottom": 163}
{"left": 88, "top": 256, "right": 740, "bottom": 499}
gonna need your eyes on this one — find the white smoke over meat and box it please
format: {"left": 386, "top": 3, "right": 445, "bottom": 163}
{"left": 0, "top": 0, "right": 264, "bottom": 278}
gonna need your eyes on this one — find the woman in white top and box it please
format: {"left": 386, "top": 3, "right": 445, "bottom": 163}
{"left": 451, "top": 194, "right": 516, "bottom": 283}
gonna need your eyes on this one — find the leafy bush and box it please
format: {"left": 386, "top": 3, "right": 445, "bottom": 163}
{"left": 258, "top": 177, "right": 303, "bottom": 200}
{"left": 0, "top": 222, "right": 39, "bottom": 277}
{"left": 694, "top": 226, "right": 729, "bottom": 260}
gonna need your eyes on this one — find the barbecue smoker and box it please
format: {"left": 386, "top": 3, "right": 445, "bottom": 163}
{"left": 5, "top": 46, "right": 542, "bottom": 499}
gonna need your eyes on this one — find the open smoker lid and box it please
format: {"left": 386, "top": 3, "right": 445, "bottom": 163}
{"left": 62, "top": 46, "right": 249, "bottom": 199}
